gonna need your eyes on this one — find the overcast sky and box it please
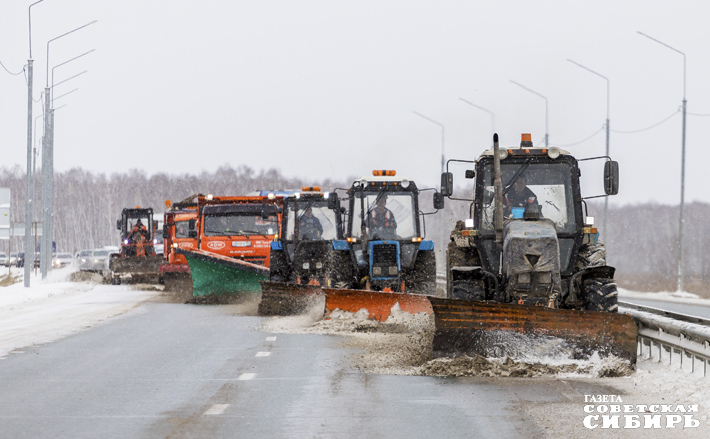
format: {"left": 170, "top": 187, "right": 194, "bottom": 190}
{"left": 1, "top": 0, "right": 709, "bottom": 206}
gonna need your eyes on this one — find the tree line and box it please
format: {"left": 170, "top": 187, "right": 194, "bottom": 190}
{"left": 1, "top": 165, "right": 708, "bottom": 294}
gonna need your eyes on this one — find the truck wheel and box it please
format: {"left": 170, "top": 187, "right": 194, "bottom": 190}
{"left": 451, "top": 279, "right": 486, "bottom": 301}
{"left": 583, "top": 278, "right": 618, "bottom": 313}
{"left": 111, "top": 276, "right": 121, "bottom": 285}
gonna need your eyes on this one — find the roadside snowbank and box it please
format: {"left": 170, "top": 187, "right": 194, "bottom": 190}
{"left": 0, "top": 266, "right": 159, "bottom": 357}
{"left": 619, "top": 287, "right": 710, "bottom": 307}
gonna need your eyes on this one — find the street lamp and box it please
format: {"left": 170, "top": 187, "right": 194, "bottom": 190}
{"left": 567, "top": 59, "right": 611, "bottom": 243}
{"left": 510, "top": 80, "right": 549, "bottom": 148}
{"left": 638, "top": 31, "right": 687, "bottom": 293}
{"left": 40, "top": 20, "right": 97, "bottom": 277}
{"left": 459, "top": 98, "right": 495, "bottom": 148}
{"left": 412, "top": 111, "right": 445, "bottom": 174}
{"left": 51, "top": 51, "right": 93, "bottom": 103}
{"left": 24, "top": 0, "right": 45, "bottom": 286}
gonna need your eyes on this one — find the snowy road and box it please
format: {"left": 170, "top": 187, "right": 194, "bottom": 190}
{"left": 0, "top": 270, "right": 709, "bottom": 438}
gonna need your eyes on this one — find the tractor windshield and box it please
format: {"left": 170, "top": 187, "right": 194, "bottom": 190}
{"left": 350, "top": 192, "right": 417, "bottom": 240}
{"left": 284, "top": 200, "right": 338, "bottom": 241}
{"left": 480, "top": 161, "right": 577, "bottom": 233}
{"left": 204, "top": 213, "right": 278, "bottom": 236}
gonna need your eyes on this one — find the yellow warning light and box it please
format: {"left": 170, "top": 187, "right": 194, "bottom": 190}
{"left": 373, "top": 170, "right": 396, "bottom": 176}
{"left": 301, "top": 186, "right": 321, "bottom": 192}
{"left": 165, "top": 200, "right": 172, "bottom": 208}
{"left": 521, "top": 133, "right": 532, "bottom": 142}
{"left": 411, "top": 237, "right": 422, "bottom": 242}
{"left": 346, "top": 237, "right": 358, "bottom": 243}
{"left": 136, "top": 205, "right": 140, "bottom": 209}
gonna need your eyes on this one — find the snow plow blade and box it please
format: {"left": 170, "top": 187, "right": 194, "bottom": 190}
{"left": 177, "top": 248, "right": 269, "bottom": 297}
{"left": 323, "top": 288, "right": 433, "bottom": 322}
{"left": 109, "top": 255, "right": 163, "bottom": 282}
{"left": 258, "top": 281, "right": 325, "bottom": 316}
{"left": 430, "top": 298, "right": 638, "bottom": 366}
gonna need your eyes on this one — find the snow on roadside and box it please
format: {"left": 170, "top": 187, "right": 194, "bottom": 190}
{"left": 0, "top": 266, "right": 159, "bottom": 357}
{"left": 619, "top": 286, "right": 710, "bottom": 306}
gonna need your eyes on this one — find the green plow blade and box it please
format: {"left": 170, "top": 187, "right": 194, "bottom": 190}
{"left": 178, "top": 248, "right": 269, "bottom": 297}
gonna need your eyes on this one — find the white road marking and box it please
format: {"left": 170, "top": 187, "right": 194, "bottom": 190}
{"left": 265, "top": 336, "right": 276, "bottom": 341}
{"left": 204, "top": 404, "right": 230, "bottom": 415}
{"left": 238, "top": 373, "right": 256, "bottom": 380}
{"left": 255, "top": 351, "right": 270, "bottom": 357}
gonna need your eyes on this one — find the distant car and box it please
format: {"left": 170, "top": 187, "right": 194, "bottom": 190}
{"left": 16, "top": 252, "right": 24, "bottom": 268}
{"left": 9, "top": 253, "right": 18, "bottom": 266}
{"left": 52, "top": 253, "right": 74, "bottom": 269}
{"left": 0, "top": 253, "right": 7, "bottom": 267}
{"left": 77, "top": 249, "right": 93, "bottom": 271}
{"left": 85, "top": 249, "right": 110, "bottom": 272}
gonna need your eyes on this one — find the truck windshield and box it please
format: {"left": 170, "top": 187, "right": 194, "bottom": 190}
{"left": 204, "top": 213, "right": 278, "bottom": 236}
{"left": 284, "top": 201, "right": 338, "bottom": 241}
{"left": 350, "top": 192, "right": 417, "bottom": 240}
{"left": 480, "top": 161, "right": 577, "bottom": 233}
{"left": 175, "top": 220, "right": 191, "bottom": 239}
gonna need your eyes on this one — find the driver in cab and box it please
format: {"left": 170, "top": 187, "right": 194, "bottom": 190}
{"left": 504, "top": 173, "right": 538, "bottom": 217}
{"left": 368, "top": 196, "right": 397, "bottom": 239}
{"left": 298, "top": 207, "right": 323, "bottom": 240}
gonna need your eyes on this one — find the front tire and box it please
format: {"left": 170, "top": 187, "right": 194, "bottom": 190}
{"left": 583, "top": 278, "right": 618, "bottom": 313}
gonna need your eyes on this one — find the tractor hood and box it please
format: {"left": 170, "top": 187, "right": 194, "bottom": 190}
{"left": 502, "top": 219, "right": 560, "bottom": 277}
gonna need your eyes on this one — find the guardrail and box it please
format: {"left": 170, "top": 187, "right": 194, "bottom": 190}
{"left": 620, "top": 301, "right": 710, "bottom": 376}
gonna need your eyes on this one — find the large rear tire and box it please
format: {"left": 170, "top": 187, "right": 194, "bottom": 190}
{"left": 405, "top": 250, "right": 436, "bottom": 295}
{"left": 446, "top": 242, "right": 481, "bottom": 299}
{"left": 583, "top": 278, "right": 618, "bottom": 313}
{"left": 575, "top": 242, "right": 606, "bottom": 271}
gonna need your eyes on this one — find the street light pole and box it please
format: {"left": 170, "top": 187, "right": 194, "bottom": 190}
{"left": 567, "top": 59, "right": 611, "bottom": 243}
{"left": 638, "top": 31, "right": 687, "bottom": 293}
{"left": 510, "top": 80, "right": 549, "bottom": 148}
{"left": 412, "top": 111, "right": 445, "bottom": 174}
{"left": 41, "top": 21, "right": 97, "bottom": 277}
{"left": 459, "top": 98, "right": 495, "bottom": 148}
{"left": 24, "top": 0, "right": 45, "bottom": 287}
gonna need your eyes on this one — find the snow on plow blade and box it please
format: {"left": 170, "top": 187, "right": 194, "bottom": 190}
{"left": 110, "top": 255, "right": 163, "bottom": 280}
{"left": 323, "top": 288, "right": 433, "bottom": 322}
{"left": 429, "top": 298, "right": 638, "bottom": 366}
{"left": 258, "top": 281, "right": 325, "bottom": 316}
{"left": 177, "top": 248, "right": 269, "bottom": 297}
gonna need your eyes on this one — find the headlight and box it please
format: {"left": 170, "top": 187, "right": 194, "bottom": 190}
{"left": 389, "top": 266, "right": 398, "bottom": 275}
{"left": 400, "top": 179, "right": 410, "bottom": 188}
{"left": 372, "top": 266, "right": 382, "bottom": 276}
{"left": 498, "top": 149, "right": 509, "bottom": 160}
{"left": 302, "top": 262, "right": 309, "bottom": 269}
{"left": 547, "top": 147, "right": 561, "bottom": 159}
{"left": 316, "top": 262, "right": 323, "bottom": 269}
{"left": 518, "top": 273, "right": 530, "bottom": 284}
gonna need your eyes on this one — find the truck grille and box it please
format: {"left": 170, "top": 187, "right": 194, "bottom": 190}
{"left": 372, "top": 244, "right": 397, "bottom": 265}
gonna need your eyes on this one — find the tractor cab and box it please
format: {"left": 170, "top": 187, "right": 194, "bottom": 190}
{"left": 117, "top": 207, "right": 157, "bottom": 257}
{"left": 269, "top": 187, "right": 344, "bottom": 286}
{"left": 345, "top": 170, "right": 435, "bottom": 293}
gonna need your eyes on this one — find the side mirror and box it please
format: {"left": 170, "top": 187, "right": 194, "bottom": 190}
{"left": 163, "top": 224, "right": 169, "bottom": 239}
{"left": 188, "top": 230, "right": 198, "bottom": 238}
{"left": 327, "top": 195, "right": 338, "bottom": 210}
{"left": 440, "top": 172, "right": 453, "bottom": 197}
{"left": 604, "top": 161, "right": 619, "bottom": 195}
{"left": 116, "top": 219, "right": 121, "bottom": 231}
{"left": 188, "top": 218, "right": 196, "bottom": 230}
{"left": 433, "top": 192, "right": 445, "bottom": 210}
{"left": 465, "top": 169, "right": 475, "bottom": 179}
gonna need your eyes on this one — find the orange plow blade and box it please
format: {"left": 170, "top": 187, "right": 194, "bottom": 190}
{"left": 322, "top": 288, "right": 433, "bottom": 322}
{"left": 429, "top": 297, "right": 638, "bottom": 366}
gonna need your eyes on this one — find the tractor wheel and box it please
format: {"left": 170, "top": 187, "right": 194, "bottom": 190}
{"left": 446, "top": 242, "right": 481, "bottom": 299}
{"left": 269, "top": 250, "right": 290, "bottom": 283}
{"left": 583, "top": 278, "right": 618, "bottom": 313}
{"left": 405, "top": 250, "right": 436, "bottom": 295}
{"left": 111, "top": 276, "right": 121, "bottom": 285}
{"left": 575, "top": 242, "right": 606, "bottom": 271}
{"left": 451, "top": 279, "right": 486, "bottom": 301}
{"left": 330, "top": 251, "right": 353, "bottom": 289}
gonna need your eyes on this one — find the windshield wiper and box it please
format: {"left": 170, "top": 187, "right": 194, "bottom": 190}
{"left": 502, "top": 158, "right": 532, "bottom": 198}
